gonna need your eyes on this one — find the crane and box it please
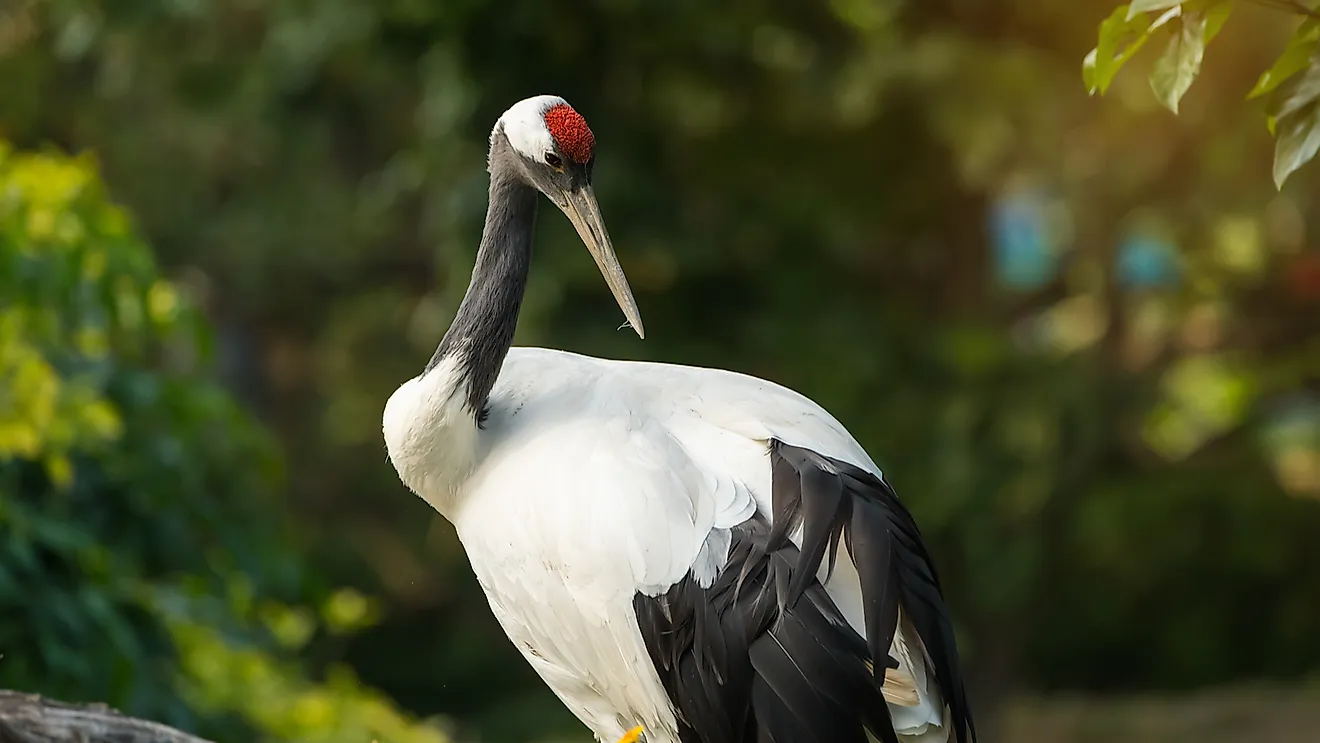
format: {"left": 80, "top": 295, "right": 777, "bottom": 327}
{"left": 383, "top": 95, "right": 976, "bottom": 743}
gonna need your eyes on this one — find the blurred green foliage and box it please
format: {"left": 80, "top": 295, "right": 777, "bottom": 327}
{"left": 0, "top": 146, "right": 446, "bottom": 742}
{"left": 0, "top": 1, "right": 1318, "bottom": 742}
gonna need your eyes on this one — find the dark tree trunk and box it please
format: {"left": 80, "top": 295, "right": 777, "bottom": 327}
{"left": 0, "top": 691, "right": 213, "bottom": 743}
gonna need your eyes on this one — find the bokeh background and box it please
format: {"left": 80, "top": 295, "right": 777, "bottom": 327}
{"left": 2, "top": 1, "right": 1320, "bottom": 742}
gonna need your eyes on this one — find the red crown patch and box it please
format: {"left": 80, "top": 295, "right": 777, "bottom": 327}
{"left": 543, "top": 104, "right": 595, "bottom": 164}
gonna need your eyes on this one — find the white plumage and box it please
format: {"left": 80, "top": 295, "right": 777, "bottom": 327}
{"left": 500, "top": 94, "right": 573, "bottom": 161}
{"left": 386, "top": 349, "right": 956, "bottom": 742}
{"left": 382, "top": 95, "right": 974, "bottom": 743}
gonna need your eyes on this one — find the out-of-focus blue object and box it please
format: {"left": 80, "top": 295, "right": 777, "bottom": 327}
{"left": 1264, "top": 393, "right": 1320, "bottom": 448}
{"left": 1117, "top": 232, "right": 1181, "bottom": 288}
{"left": 990, "top": 191, "right": 1056, "bottom": 290}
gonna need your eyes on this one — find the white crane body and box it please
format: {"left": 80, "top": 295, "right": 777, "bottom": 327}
{"left": 383, "top": 96, "right": 975, "bottom": 743}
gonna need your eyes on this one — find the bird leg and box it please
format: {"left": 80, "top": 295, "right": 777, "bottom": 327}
{"left": 617, "top": 725, "right": 645, "bottom": 743}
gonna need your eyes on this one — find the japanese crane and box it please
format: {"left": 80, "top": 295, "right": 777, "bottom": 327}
{"left": 383, "top": 95, "right": 976, "bottom": 743}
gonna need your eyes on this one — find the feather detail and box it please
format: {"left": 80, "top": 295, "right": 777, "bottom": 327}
{"left": 402, "top": 347, "right": 975, "bottom": 743}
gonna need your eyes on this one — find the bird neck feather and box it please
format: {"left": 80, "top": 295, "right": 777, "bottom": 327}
{"left": 426, "top": 133, "right": 537, "bottom": 419}
{"left": 384, "top": 134, "right": 535, "bottom": 512}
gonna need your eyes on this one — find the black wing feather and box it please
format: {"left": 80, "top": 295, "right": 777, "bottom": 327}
{"left": 632, "top": 439, "right": 976, "bottom": 743}
{"left": 787, "top": 466, "right": 848, "bottom": 604}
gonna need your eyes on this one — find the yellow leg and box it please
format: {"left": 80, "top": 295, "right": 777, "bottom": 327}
{"left": 617, "top": 725, "right": 644, "bottom": 743}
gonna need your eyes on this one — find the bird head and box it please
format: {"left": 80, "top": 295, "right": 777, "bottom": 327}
{"left": 494, "top": 94, "right": 644, "bottom": 339}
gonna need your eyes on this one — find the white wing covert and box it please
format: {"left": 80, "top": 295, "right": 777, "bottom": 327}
{"left": 625, "top": 363, "right": 975, "bottom": 743}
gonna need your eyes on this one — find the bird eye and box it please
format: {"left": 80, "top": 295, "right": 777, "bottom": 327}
{"left": 544, "top": 152, "right": 563, "bottom": 169}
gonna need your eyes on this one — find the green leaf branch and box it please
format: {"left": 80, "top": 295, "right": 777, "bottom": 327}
{"left": 1086, "top": 1, "right": 1320, "bottom": 187}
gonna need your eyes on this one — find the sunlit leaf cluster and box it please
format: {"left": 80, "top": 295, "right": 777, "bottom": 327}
{"left": 1087, "top": 1, "right": 1320, "bottom": 187}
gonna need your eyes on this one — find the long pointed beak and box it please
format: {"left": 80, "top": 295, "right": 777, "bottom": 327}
{"left": 559, "top": 184, "right": 645, "bottom": 339}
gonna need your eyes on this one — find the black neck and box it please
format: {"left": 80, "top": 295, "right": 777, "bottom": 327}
{"left": 425, "top": 133, "right": 537, "bottom": 416}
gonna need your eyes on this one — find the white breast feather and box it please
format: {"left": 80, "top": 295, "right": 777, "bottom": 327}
{"left": 382, "top": 354, "right": 479, "bottom": 514}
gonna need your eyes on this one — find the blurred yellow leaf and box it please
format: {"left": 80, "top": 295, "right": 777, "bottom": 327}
{"left": 1043, "top": 294, "right": 1107, "bottom": 354}
{"left": 292, "top": 692, "right": 337, "bottom": 730}
{"left": 169, "top": 620, "right": 451, "bottom": 743}
{"left": 147, "top": 280, "right": 180, "bottom": 325}
{"left": 1212, "top": 215, "right": 1264, "bottom": 278}
{"left": 75, "top": 327, "right": 109, "bottom": 357}
{"left": 6, "top": 154, "right": 91, "bottom": 208}
{"left": 44, "top": 453, "right": 73, "bottom": 489}
{"left": 115, "top": 277, "right": 144, "bottom": 331}
{"left": 81, "top": 247, "right": 107, "bottom": 281}
{"left": 1145, "top": 354, "right": 1257, "bottom": 459}
{"left": 260, "top": 602, "right": 316, "bottom": 650}
{"left": 1275, "top": 446, "right": 1320, "bottom": 497}
{"left": 26, "top": 208, "right": 55, "bottom": 240}
{"left": 322, "top": 587, "right": 381, "bottom": 635}
{"left": 79, "top": 399, "right": 122, "bottom": 440}
{"left": 0, "top": 421, "right": 41, "bottom": 458}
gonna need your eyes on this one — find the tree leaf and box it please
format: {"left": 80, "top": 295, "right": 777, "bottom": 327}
{"left": 1202, "top": 1, "right": 1233, "bottom": 44}
{"left": 1249, "top": 20, "right": 1320, "bottom": 99}
{"left": 1083, "top": 48, "right": 1101, "bottom": 92}
{"left": 1148, "top": 5, "right": 1184, "bottom": 32}
{"left": 1272, "top": 53, "right": 1320, "bottom": 121}
{"left": 1150, "top": 12, "right": 1208, "bottom": 113}
{"left": 1271, "top": 55, "right": 1320, "bottom": 188}
{"left": 1086, "top": 4, "right": 1154, "bottom": 95}
{"left": 1273, "top": 101, "right": 1320, "bottom": 188}
{"left": 1127, "top": 0, "right": 1184, "bottom": 20}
